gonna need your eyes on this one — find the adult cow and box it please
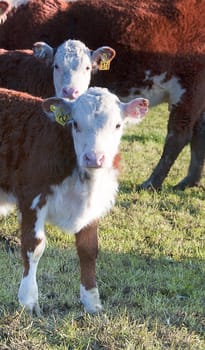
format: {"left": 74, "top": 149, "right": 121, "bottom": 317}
{"left": 0, "top": 87, "right": 148, "bottom": 314}
{"left": 0, "top": 0, "right": 204, "bottom": 189}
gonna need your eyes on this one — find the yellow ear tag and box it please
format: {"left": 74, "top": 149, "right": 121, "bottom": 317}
{"left": 50, "top": 105, "right": 70, "bottom": 126}
{"left": 99, "top": 53, "right": 111, "bottom": 71}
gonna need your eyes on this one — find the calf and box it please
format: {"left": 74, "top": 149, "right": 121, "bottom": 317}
{"left": 33, "top": 40, "right": 115, "bottom": 99}
{"left": 1, "top": 0, "right": 204, "bottom": 189}
{"left": 0, "top": 40, "right": 115, "bottom": 99}
{"left": 0, "top": 87, "right": 149, "bottom": 314}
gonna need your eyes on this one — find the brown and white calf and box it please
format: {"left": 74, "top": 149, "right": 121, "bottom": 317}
{"left": 33, "top": 40, "right": 115, "bottom": 99}
{"left": 0, "top": 87, "right": 148, "bottom": 314}
{"left": 0, "top": 40, "right": 115, "bottom": 99}
{"left": 1, "top": 0, "right": 204, "bottom": 189}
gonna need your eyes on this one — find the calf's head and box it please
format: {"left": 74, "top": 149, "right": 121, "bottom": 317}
{"left": 43, "top": 87, "right": 149, "bottom": 169}
{"left": 34, "top": 40, "right": 116, "bottom": 100}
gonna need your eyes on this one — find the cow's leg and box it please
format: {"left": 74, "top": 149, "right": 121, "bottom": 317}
{"left": 75, "top": 221, "right": 102, "bottom": 313}
{"left": 174, "top": 113, "right": 205, "bottom": 189}
{"left": 139, "top": 129, "right": 191, "bottom": 190}
{"left": 18, "top": 205, "right": 46, "bottom": 316}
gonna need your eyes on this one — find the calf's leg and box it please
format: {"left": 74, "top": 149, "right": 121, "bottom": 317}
{"left": 18, "top": 206, "right": 46, "bottom": 316}
{"left": 75, "top": 221, "right": 102, "bottom": 313}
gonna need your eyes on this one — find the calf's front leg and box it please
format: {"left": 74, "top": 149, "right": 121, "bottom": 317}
{"left": 75, "top": 221, "right": 102, "bottom": 313}
{"left": 18, "top": 207, "right": 46, "bottom": 316}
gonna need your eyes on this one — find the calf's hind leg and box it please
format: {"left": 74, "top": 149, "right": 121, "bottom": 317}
{"left": 75, "top": 221, "right": 103, "bottom": 313}
{"left": 18, "top": 207, "right": 46, "bottom": 316}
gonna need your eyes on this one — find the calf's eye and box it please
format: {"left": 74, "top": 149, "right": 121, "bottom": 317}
{"left": 116, "top": 124, "right": 121, "bottom": 129}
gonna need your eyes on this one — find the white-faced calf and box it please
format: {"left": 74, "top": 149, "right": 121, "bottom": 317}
{"left": 0, "top": 87, "right": 148, "bottom": 315}
{"left": 33, "top": 39, "right": 115, "bottom": 99}
{"left": 0, "top": 40, "right": 115, "bottom": 100}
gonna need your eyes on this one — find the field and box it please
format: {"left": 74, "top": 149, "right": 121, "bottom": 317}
{"left": 0, "top": 103, "right": 204, "bottom": 349}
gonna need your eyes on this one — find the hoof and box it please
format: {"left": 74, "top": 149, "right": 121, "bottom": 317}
{"left": 80, "top": 285, "right": 103, "bottom": 314}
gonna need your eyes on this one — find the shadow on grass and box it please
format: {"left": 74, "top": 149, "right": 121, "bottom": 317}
{"left": 0, "top": 239, "right": 204, "bottom": 342}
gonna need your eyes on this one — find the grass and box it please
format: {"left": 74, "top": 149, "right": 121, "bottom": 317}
{"left": 0, "top": 103, "right": 204, "bottom": 349}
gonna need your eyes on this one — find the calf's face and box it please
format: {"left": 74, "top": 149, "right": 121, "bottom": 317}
{"left": 43, "top": 87, "right": 149, "bottom": 169}
{"left": 34, "top": 40, "right": 116, "bottom": 100}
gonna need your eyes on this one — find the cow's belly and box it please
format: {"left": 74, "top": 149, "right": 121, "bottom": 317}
{"left": 46, "top": 169, "right": 118, "bottom": 234}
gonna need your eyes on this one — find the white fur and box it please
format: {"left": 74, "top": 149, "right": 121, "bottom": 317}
{"left": 33, "top": 204, "right": 47, "bottom": 240}
{"left": 18, "top": 207, "right": 46, "bottom": 313}
{"left": 30, "top": 194, "right": 41, "bottom": 210}
{"left": 80, "top": 284, "right": 102, "bottom": 313}
{"left": 47, "top": 167, "right": 118, "bottom": 233}
{"left": 18, "top": 240, "right": 45, "bottom": 315}
{"left": 71, "top": 89, "right": 124, "bottom": 168}
{"left": 54, "top": 40, "right": 92, "bottom": 98}
{"left": 127, "top": 72, "right": 186, "bottom": 109}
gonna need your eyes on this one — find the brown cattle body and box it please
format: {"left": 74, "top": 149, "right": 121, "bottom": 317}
{"left": 0, "top": 48, "right": 54, "bottom": 97}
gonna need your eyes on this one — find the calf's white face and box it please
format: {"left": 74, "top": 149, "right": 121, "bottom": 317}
{"left": 53, "top": 40, "right": 92, "bottom": 100}
{"left": 43, "top": 87, "right": 149, "bottom": 169}
{"left": 33, "top": 40, "right": 116, "bottom": 100}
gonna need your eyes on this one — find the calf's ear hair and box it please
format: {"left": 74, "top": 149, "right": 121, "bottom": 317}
{"left": 33, "top": 42, "right": 54, "bottom": 66}
{"left": 0, "top": 1, "right": 10, "bottom": 24}
{"left": 91, "top": 46, "right": 116, "bottom": 70}
{"left": 122, "top": 98, "right": 149, "bottom": 123}
{"left": 42, "top": 97, "right": 73, "bottom": 126}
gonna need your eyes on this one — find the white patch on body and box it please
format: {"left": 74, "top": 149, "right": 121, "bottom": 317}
{"left": 30, "top": 194, "right": 41, "bottom": 210}
{"left": 127, "top": 72, "right": 186, "bottom": 110}
{"left": 0, "top": 189, "right": 16, "bottom": 216}
{"left": 47, "top": 168, "right": 118, "bottom": 234}
{"left": 80, "top": 284, "right": 102, "bottom": 313}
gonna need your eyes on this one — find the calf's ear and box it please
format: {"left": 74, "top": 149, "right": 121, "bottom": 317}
{"left": 0, "top": 1, "right": 10, "bottom": 23}
{"left": 42, "top": 98, "right": 73, "bottom": 126}
{"left": 122, "top": 98, "right": 149, "bottom": 123}
{"left": 91, "top": 46, "right": 116, "bottom": 70}
{"left": 33, "top": 42, "right": 54, "bottom": 66}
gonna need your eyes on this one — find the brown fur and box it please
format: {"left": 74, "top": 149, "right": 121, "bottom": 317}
{"left": 0, "top": 88, "right": 76, "bottom": 206}
{"left": 0, "top": 48, "right": 54, "bottom": 98}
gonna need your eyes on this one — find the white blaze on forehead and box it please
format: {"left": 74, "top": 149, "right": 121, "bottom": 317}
{"left": 71, "top": 88, "right": 123, "bottom": 168}
{"left": 54, "top": 40, "right": 92, "bottom": 98}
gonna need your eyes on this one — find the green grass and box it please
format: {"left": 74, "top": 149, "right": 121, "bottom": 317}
{"left": 0, "top": 104, "right": 204, "bottom": 349}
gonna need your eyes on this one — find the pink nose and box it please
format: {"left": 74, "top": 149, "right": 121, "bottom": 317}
{"left": 62, "top": 87, "right": 79, "bottom": 100}
{"left": 83, "top": 152, "right": 105, "bottom": 168}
